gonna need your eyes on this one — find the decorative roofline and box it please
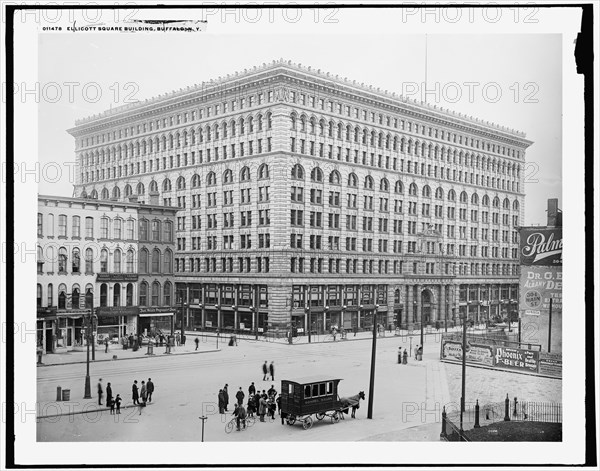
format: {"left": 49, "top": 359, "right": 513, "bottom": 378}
{"left": 71, "top": 58, "right": 530, "bottom": 142}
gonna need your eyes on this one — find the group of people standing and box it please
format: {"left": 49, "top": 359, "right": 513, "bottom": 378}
{"left": 131, "top": 378, "right": 155, "bottom": 406}
{"left": 96, "top": 378, "right": 121, "bottom": 414}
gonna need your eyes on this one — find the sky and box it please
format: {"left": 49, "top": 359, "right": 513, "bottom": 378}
{"left": 36, "top": 14, "right": 565, "bottom": 225}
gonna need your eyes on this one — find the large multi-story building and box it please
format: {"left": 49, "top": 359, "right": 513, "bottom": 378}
{"left": 37, "top": 195, "right": 177, "bottom": 353}
{"left": 67, "top": 59, "right": 532, "bottom": 336}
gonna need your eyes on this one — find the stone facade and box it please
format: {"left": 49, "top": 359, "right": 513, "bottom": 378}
{"left": 67, "top": 59, "right": 532, "bottom": 335}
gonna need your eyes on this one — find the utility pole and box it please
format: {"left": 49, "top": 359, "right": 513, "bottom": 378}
{"left": 83, "top": 310, "right": 92, "bottom": 399}
{"left": 367, "top": 304, "right": 380, "bottom": 419}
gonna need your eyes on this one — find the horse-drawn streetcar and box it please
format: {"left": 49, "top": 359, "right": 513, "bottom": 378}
{"left": 280, "top": 376, "right": 365, "bottom": 430}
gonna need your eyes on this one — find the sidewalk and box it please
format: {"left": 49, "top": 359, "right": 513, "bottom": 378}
{"left": 38, "top": 339, "right": 219, "bottom": 367}
{"left": 360, "top": 422, "right": 444, "bottom": 441}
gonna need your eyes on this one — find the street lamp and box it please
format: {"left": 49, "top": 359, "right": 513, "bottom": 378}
{"left": 83, "top": 309, "right": 92, "bottom": 399}
{"left": 214, "top": 304, "right": 220, "bottom": 348}
{"left": 367, "top": 304, "right": 380, "bottom": 419}
{"left": 460, "top": 309, "right": 468, "bottom": 430}
{"left": 250, "top": 306, "right": 257, "bottom": 340}
{"left": 419, "top": 296, "right": 424, "bottom": 350}
{"left": 305, "top": 305, "right": 311, "bottom": 343}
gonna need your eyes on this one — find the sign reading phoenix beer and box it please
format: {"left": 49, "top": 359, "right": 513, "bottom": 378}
{"left": 494, "top": 346, "right": 539, "bottom": 372}
{"left": 519, "top": 227, "right": 562, "bottom": 266}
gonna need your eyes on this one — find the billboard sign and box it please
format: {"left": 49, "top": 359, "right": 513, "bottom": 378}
{"left": 441, "top": 340, "right": 495, "bottom": 367}
{"left": 493, "top": 346, "right": 539, "bottom": 373}
{"left": 519, "top": 227, "right": 562, "bottom": 266}
{"left": 520, "top": 266, "right": 563, "bottom": 314}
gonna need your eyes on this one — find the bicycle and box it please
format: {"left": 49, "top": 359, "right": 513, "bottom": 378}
{"left": 224, "top": 414, "right": 255, "bottom": 433}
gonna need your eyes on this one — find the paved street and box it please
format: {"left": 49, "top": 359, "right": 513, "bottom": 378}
{"left": 37, "top": 331, "right": 561, "bottom": 442}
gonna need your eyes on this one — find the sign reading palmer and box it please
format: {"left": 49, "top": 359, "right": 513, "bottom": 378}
{"left": 519, "top": 227, "right": 562, "bottom": 266}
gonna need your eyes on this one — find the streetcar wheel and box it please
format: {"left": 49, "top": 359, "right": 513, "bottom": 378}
{"left": 286, "top": 415, "right": 296, "bottom": 425}
{"left": 302, "top": 416, "right": 314, "bottom": 430}
{"left": 225, "top": 420, "right": 234, "bottom": 434}
{"left": 316, "top": 412, "right": 325, "bottom": 421}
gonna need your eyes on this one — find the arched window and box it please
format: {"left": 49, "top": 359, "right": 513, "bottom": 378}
{"left": 163, "top": 282, "right": 172, "bottom": 306}
{"left": 112, "top": 186, "right": 120, "bottom": 200}
{"left": 113, "top": 249, "right": 122, "bottom": 273}
{"left": 113, "top": 283, "right": 121, "bottom": 307}
{"left": 310, "top": 167, "right": 323, "bottom": 182}
{"left": 240, "top": 167, "right": 251, "bottom": 182}
{"left": 364, "top": 176, "right": 374, "bottom": 190}
{"left": 163, "top": 221, "right": 173, "bottom": 242}
{"left": 409, "top": 183, "right": 418, "bottom": 196}
{"left": 100, "top": 249, "right": 108, "bottom": 273}
{"left": 422, "top": 185, "right": 431, "bottom": 198}
{"left": 348, "top": 173, "right": 358, "bottom": 187}
{"left": 329, "top": 171, "right": 341, "bottom": 185}
{"left": 72, "top": 285, "right": 80, "bottom": 308}
{"left": 90, "top": 189, "right": 98, "bottom": 199}
{"left": 152, "top": 249, "right": 161, "bottom": 273}
{"left": 380, "top": 178, "right": 389, "bottom": 192}
{"left": 126, "top": 249, "right": 134, "bottom": 273}
{"left": 163, "top": 178, "right": 172, "bottom": 192}
{"left": 101, "top": 188, "right": 109, "bottom": 199}
{"left": 482, "top": 195, "right": 490, "bottom": 206}
{"left": 85, "top": 248, "right": 93, "bottom": 274}
{"left": 164, "top": 249, "right": 173, "bottom": 273}
{"left": 207, "top": 172, "right": 217, "bottom": 186}
{"left": 126, "top": 283, "right": 134, "bottom": 306}
{"left": 394, "top": 181, "right": 404, "bottom": 194}
{"left": 503, "top": 198, "right": 510, "bottom": 210}
{"left": 191, "top": 174, "right": 201, "bottom": 188}
{"left": 258, "top": 164, "right": 269, "bottom": 179}
{"left": 71, "top": 247, "right": 80, "bottom": 273}
{"left": 471, "top": 193, "right": 479, "bottom": 205}
{"left": 460, "top": 191, "right": 468, "bottom": 203}
{"left": 513, "top": 200, "right": 520, "bottom": 211}
{"left": 58, "top": 284, "right": 67, "bottom": 309}
{"left": 223, "top": 169, "right": 234, "bottom": 184}
{"left": 291, "top": 164, "right": 304, "bottom": 180}
{"left": 139, "top": 282, "right": 148, "bottom": 307}
{"left": 149, "top": 180, "right": 158, "bottom": 193}
{"left": 58, "top": 247, "right": 68, "bottom": 273}
{"left": 139, "top": 248, "right": 149, "bottom": 273}
{"left": 448, "top": 190, "right": 456, "bottom": 202}
{"left": 493, "top": 197, "right": 500, "bottom": 208}
{"left": 177, "top": 176, "right": 186, "bottom": 190}
{"left": 47, "top": 283, "right": 54, "bottom": 307}
{"left": 100, "top": 283, "right": 108, "bottom": 307}
{"left": 435, "top": 187, "right": 444, "bottom": 199}
{"left": 151, "top": 281, "right": 160, "bottom": 306}
{"left": 290, "top": 113, "right": 297, "bottom": 130}
{"left": 37, "top": 284, "right": 43, "bottom": 307}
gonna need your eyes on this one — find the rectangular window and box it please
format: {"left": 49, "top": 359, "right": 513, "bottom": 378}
{"left": 72, "top": 216, "right": 80, "bottom": 238}
{"left": 58, "top": 215, "right": 67, "bottom": 237}
{"left": 85, "top": 217, "right": 94, "bottom": 238}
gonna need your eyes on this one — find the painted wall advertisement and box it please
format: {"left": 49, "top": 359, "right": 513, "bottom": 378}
{"left": 519, "top": 227, "right": 562, "bottom": 266}
{"left": 520, "top": 266, "right": 563, "bottom": 316}
{"left": 440, "top": 338, "right": 561, "bottom": 378}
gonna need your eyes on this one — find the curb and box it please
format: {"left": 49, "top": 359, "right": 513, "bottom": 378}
{"left": 38, "top": 402, "right": 153, "bottom": 419}
{"left": 37, "top": 348, "right": 221, "bottom": 368}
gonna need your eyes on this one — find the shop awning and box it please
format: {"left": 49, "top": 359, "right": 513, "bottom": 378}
{"left": 139, "top": 312, "right": 174, "bottom": 317}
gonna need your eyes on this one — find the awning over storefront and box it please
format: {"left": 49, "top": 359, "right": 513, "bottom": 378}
{"left": 139, "top": 312, "right": 174, "bottom": 317}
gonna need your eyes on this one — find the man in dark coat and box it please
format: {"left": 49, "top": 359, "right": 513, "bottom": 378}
{"left": 248, "top": 382, "right": 256, "bottom": 396}
{"left": 223, "top": 384, "right": 229, "bottom": 411}
{"left": 235, "top": 387, "right": 245, "bottom": 407}
{"left": 269, "top": 361, "right": 275, "bottom": 381}
{"left": 146, "top": 378, "right": 154, "bottom": 402}
{"left": 194, "top": 337, "right": 200, "bottom": 350}
{"left": 132, "top": 380, "right": 139, "bottom": 405}
{"left": 262, "top": 361, "right": 268, "bottom": 381}
{"left": 218, "top": 389, "right": 225, "bottom": 414}
{"left": 106, "top": 382, "right": 113, "bottom": 408}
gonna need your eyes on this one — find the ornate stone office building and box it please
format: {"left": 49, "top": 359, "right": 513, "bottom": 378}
{"left": 68, "top": 59, "right": 532, "bottom": 335}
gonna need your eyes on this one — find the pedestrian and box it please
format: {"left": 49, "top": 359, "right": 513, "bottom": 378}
{"left": 276, "top": 395, "right": 281, "bottom": 415}
{"left": 104, "top": 337, "right": 109, "bottom": 353}
{"left": 194, "top": 337, "right": 200, "bottom": 351}
{"left": 223, "top": 384, "right": 229, "bottom": 411}
{"left": 132, "top": 380, "right": 139, "bottom": 405}
{"left": 269, "top": 361, "right": 275, "bottom": 381}
{"left": 247, "top": 396, "right": 255, "bottom": 417}
{"left": 176, "top": 332, "right": 181, "bottom": 346}
{"left": 115, "top": 394, "right": 122, "bottom": 414}
{"left": 414, "top": 345, "right": 419, "bottom": 360}
{"left": 109, "top": 396, "right": 115, "bottom": 414}
{"left": 140, "top": 381, "right": 147, "bottom": 405}
{"left": 261, "top": 389, "right": 268, "bottom": 400}
{"left": 417, "top": 345, "right": 423, "bottom": 361}
{"left": 97, "top": 378, "right": 104, "bottom": 405}
{"left": 268, "top": 384, "right": 277, "bottom": 399}
{"left": 128, "top": 333, "right": 134, "bottom": 348}
{"left": 262, "top": 361, "right": 268, "bottom": 381}
{"left": 146, "top": 378, "right": 154, "bottom": 402}
{"left": 181, "top": 332, "right": 186, "bottom": 345}
{"left": 258, "top": 395, "right": 268, "bottom": 422}
{"left": 248, "top": 382, "right": 256, "bottom": 396}
{"left": 236, "top": 387, "right": 245, "bottom": 406}
{"left": 268, "top": 397, "right": 277, "bottom": 419}
{"left": 106, "top": 382, "right": 113, "bottom": 407}
{"left": 403, "top": 348, "right": 408, "bottom": 364}
{"left": 353, "top": 324, "right": 358, "bottom": 337}
{"left": 218, "top": 389, "right": 225, "bottom": 414}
